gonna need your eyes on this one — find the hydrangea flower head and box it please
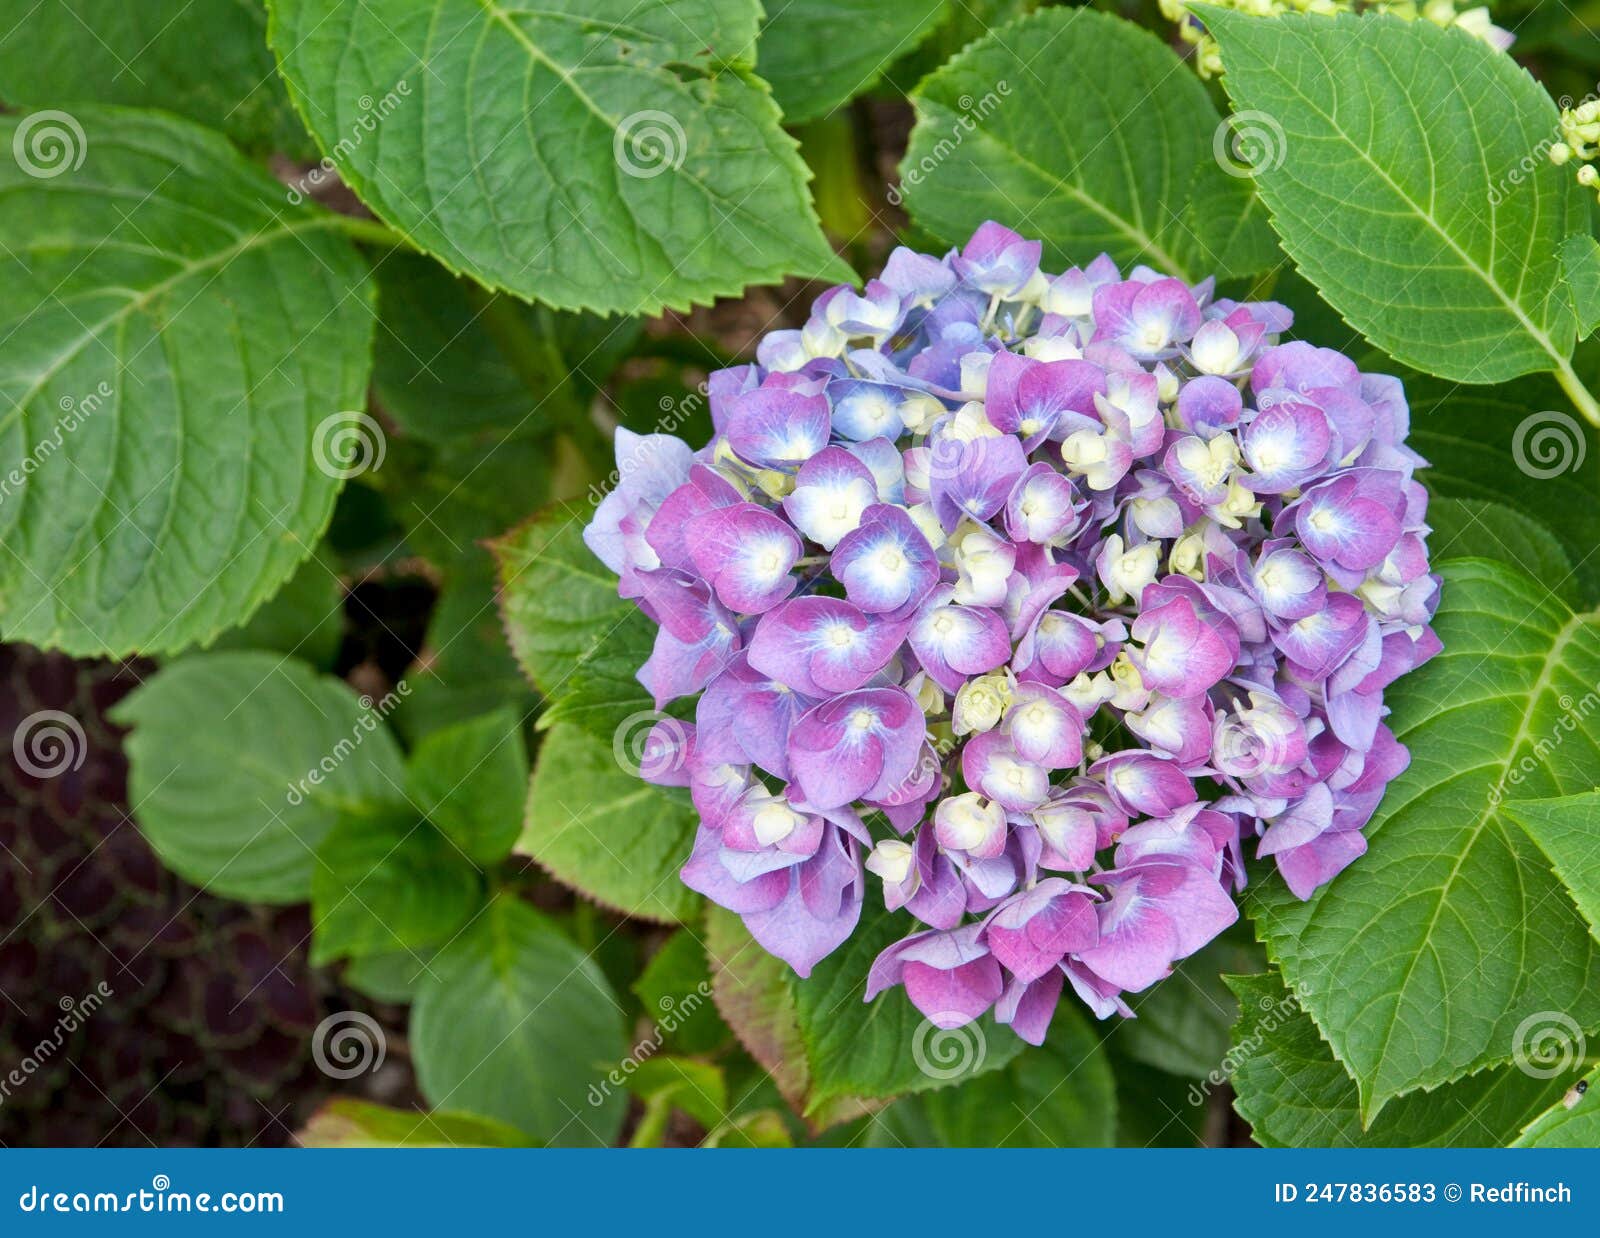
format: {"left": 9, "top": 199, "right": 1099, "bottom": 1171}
{"left": 587, "top": 222, "right": 1440, "bottom": 1044}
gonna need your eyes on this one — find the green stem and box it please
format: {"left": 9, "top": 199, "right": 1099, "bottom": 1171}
{"left": 321, "top": 212, "right": 416, "bottom": 251}
{"left": 628, "top": 1094, "right": 674, "bottom": 1148}
{"left": 468, "top": 287, "right": 611, "bottom": 469}
{"left": 1553, "top": 357, "right": 1600, "bottom": 428}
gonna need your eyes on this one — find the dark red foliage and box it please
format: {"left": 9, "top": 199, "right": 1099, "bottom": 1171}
{"left": 0, "top": 645, "right": 407, "bottom": 1147}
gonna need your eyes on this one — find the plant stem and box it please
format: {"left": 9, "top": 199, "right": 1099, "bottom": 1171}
{"left": 321, "top": 212, "right": 416, "bottom": 252}
{"left": 1554, "top": 357, "right": 1600, "bottom": 428}
{"left": 628, "top": 1094, "right": 674, "bottom": 1148}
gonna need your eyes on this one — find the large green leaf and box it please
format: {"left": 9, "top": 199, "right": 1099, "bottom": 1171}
{"left": 405, "top": 707, "right": 529, "bottom": 865}
{"left": 310, "top": 811, "right": 483, "bottom": 964}
{"left": 1249, "top": 559, "right": 1600, "bottom": 1118}
{"left": 113, "top": 653, "right": 407, "bottom": 903}
{"left": 267, "top": 0, "right": 849, "bottom": 314}
{"left": 1110, "top": 933, "right": 1262, "bottom": 1080}
{"left": 916, "top": 1004, "right": 1116, "bottom": 1147}
{"left": 1227, "top": 973, "right": 1567, "bottom": 1147}
{"left": 1204, "top": 10, "right": 1585, "bottom": 385}
{"left": 520, "top": 723, "right": 700, "bottom": 923}
{"left": 1508, "top": 793, "right": 1600, "bottom": 945}
{"left": 791, "top": 897, "right": 1024, "bottom": 1114}
{"left": 759, "top": 0, "right": 946, "bottom": 124}
{"left": 0, "top": 106, "right": 374, "bottom": 655}
{"left": 0, "top": 0, "right": 307, "bottom": 154}
{"left": 411, "top": 895, "right": 627, "bottom": 1146}
{"left": 1408, "top": 369, "right": 1600, "bottom": 605}
{"left": 902, "top": 8, "right": 1276, "bottom": 281}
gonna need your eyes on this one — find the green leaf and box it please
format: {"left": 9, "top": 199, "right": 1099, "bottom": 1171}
{"left": 902, "top": 8, "right": 1276, "bottom": 281}
{"left": 0, "top": 106, "right": 375, "bottom": 655}
{"left": 373, "top": 253, "right": 640, "bottom": 446}
{"left": 632, "top": 929, "right": 731, "bottom": 1055}
{"left": 1507, "top": 793, "right": 1600, "bottom": 944}
{"left": 1249, "top": 559, "right": 1600, "bottom": 1118}
{"left": 295, "top": 1099, "right": 530, "bottom": 1148}
{"left": 1227, "top": 972, "right": 1570, "bottom": 1147}
{"left": 1424, "top": 499, "right": 1576, "bottom": 606}
{"left": 310, "top": 811, "right": 483, "bottom": 965}
{"left": 791, "top": 896, "right": 1024, "bottom": 1114}
{"left": 759, "top": 0, "right": 946, "bottom": 125}
{"left": 1203, "top": 10, "right": 1584, "bottom": 384}
{"left": 493, "top": 502, "right": 658, "bottom": 738}
{"left": 1111, "top": 1054, "right": 1207, "bottom": 1147}
{"left": 1111, "top": 933, "right": 1263, "bottom": 1080}
{"left": 1561, "top": 233, "right": 1600, "bottom": 340}
{"left": 113, "top": 653, "right": 407, "bottom": 903}
{"left": 411, "top": 894, "right": 627, "bottom": 1146}
{"left": 206, "top": 543, "right": 346, "bottom": 668}
{"left": 917, "top": 1004, "right": 1116, "bottom": 1147}
{"left": 0, "top": 0, "right": 307, "bottom": 154}
{"left": 622, "top": 1056, "right": 729, "bottom": 1133}
{"left": 1409, "top": 370, "right": 1600, "bottom": 605}
{"left": 343, "top": 950, "right": 435, "bottom": 1004}
{"left": 267, "top": 0, "right": 849, "bottom": 314}
{"left": 1512, "top": 1069, "right": 1600, "bottom": 1147}
{"left": 520, "top": 723, "right": 701, "bottom": 923}
{"left": 406, "top": 708, "right": 529, "bottom": 865}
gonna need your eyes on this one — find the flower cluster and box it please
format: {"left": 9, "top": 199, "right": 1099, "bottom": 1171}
{"left": 1552, "top": 98, "right": 1600, "bottom": 203}
{"left": 1163, "top": 0, "right": 1510, "bottom": 77}
{"left": 585, "top": 222, "right": 1439, "bottom": 1044}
